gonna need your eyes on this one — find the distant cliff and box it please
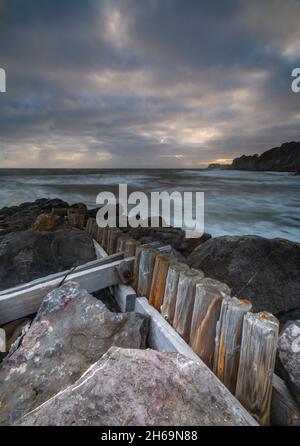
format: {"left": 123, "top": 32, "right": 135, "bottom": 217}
{"left": 207, "top": 141, "right": 300, "bottom": 172}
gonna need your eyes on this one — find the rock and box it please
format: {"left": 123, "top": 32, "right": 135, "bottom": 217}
{"left": 0, "top": 282, "right": 149, "bottom": 425}
{"left": 32, "top": 213, "right": 62, "bottom": 231}
{"left": 278, "top": 321, "right": 300, "bottom": 407}
{"left": 188, "top": 235, "right": 300, "bottom": 314}
{"left": 0, "top": 230, "right": 96, "bottom": 291}
{"left": 230, "top": 141, "right": 300, "bottom": 172}
{"left": 211, "top": 141, "right": 300, "bottom": 172}
{"left": 0, "top": 199, "right": 88, "bottom": 234}
{"left": 0, "top": 317, "right": 32, "bottom": 362}
{"left": 17, "top": 347, "right": 252, "bottom": 426}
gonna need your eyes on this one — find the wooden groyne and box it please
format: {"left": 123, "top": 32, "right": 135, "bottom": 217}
{"left": 84, "top": 218, "right": 298, "bottom": 427}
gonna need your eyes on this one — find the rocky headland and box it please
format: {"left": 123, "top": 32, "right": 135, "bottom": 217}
{"left": 207, "top": 141, "right": 300, "bottom": 172}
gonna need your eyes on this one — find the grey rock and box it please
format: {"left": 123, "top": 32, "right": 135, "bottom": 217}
{"left": 0, "top": 282, "right": 149, "bottom": 425}
{"left": 278, "top": 320, "right": 300, "bottom": 407}
{"left": 0, "top": 230, "right": 96, "bottom": 291}
{"left": 17, "top": 347, "right": 252, "bottom": 426}
{"left": 188, "top": 235, "right": 300, "bottom": 314}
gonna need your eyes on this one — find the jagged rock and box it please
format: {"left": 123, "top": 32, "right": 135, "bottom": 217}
{"left": 210, "top": 141, "right": 300, "bottom": 172}
{"left": 32, "top": 213, "right": 61, "bottom": 231}
{"left": 0, "top": 199, "right": 71, "bottom": 233}
{"left": 17, "top": 347, "right": 252, "bottom": 426}
{"left": 188, "top": 235, "right": 300, "bottom": 314}
{"left": 230, "top": 141, "right": 300, "bottom": 172}
{"left": 0, "top": 282, "right": 149, "bottom": 425}
{"left": 0, "top": 230, "right": 96, "bottom": 291}
{"left": 0, "top": 317, "right": 32, "bottom": 362}
{"left": 278, "top": 321, "right": 300, "bottom": 407}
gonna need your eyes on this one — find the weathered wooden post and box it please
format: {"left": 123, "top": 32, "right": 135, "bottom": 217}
{"left": 124, "top": 239, "right": 141, "bottom": 258}
{"left": 67, "top": 209, "right": 85, "bottom": 229}
{"left": 190, "top": 284, "right": 223, "bottom": 351}
{"left": 137, "top": 246, "right": 159, "bottom": 298}
{"left": 85, "top": 218, "right": 94, "bottom": 234}
{"left": 116, "top": 234, "right": 130, "bottom": 252}
{"left": 91, "top": 219, "right": 98, "bottom": 239}
{"left": 235, "top": 311, "right": 279, "bottom": 425}
{"left": 101, "top": 226, "right": 110, "bottom": 251}
{"left": 149, "top": 255, "right": 173, "bottom": 310}
{"left": 132, "top": 242, "right": 161, "bottom": 290}
{"left": 108, "top": 229, "right": 123, "bottom": 255}
{"left": 213, "top": 296, "right": 252, "bottom": 394}
{"left": 193, "top": 292, "right": 224, "bottom": 369}
{"left": 96, "top": 227, "right": 104, "bottom": 245}
{"left": 173, "top": 269, "right": 204, "bottom": 343}
{"left": 160, "top": 263, "right": 189, "bottom": 323}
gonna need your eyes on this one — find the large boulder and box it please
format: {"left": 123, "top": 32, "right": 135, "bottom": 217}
{"left": 0, "top": 229, "right": 96, "bottom": 291}
{"left": 277, "top": 320, "right": 300, "bottom": 407}
{"left": 188, "top": 236, "right": 300, "bottom": 314}
{"left": 17, "top": 347, "right": 253, "bottom": 426}
{"left": 0, "top": 282, "right": 149, "bottom": 425}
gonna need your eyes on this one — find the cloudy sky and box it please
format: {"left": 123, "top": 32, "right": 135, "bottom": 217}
{"left": 0, "top": 0, "right": 299, "bottom": 168}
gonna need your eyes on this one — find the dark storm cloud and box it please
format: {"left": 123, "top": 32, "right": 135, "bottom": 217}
{"left": 0, "top": 0, "right": 299, "bottom": 167}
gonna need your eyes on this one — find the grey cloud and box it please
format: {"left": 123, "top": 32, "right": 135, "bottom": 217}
{"left": 0, "top": 0, "right": 299, "bottom": 167}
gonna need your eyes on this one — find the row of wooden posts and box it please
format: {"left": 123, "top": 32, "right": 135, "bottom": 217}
{"left": 84, "top": 218, "right": 279, "bottom": 426}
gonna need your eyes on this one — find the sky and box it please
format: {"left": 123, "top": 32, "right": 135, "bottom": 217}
{"left": 0, "top": 0, "right": 299, "bottom": 168}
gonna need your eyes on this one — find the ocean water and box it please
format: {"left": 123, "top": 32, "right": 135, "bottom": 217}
{"left": 0, "top": 169, "right": 299, "bottom": 242}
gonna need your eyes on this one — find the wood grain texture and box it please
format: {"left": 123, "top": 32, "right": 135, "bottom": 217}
{"left": 149, "top": 255, "right": 173, "bottom": 310}
{"left": 173, "top": 269, "right": 204, "bottom": 343}
{"left": 124, "top": 239, "right": 141, "bottom": 258}
{"left": 160, "top": 262, "right": 189, "bottom": 323}
{"left": 193, "top": 294, "right": 224, "bottom": 369}
{"left": 190, "top": 284, "right": 222, "bottom": 351}
{"left": 0, "top": 256, "right": 134, "bottom": 325}
{"left": 137, "top": 247, "right": 159, "bottom": 298}
{"left": 235, "top": 311, "right": 279, "bottom": 426}
{"left": 271, "top": 374, "right": 300, "bottom": 426}
{"left": 213, "top": 296, "right": 252, "bottom": 394}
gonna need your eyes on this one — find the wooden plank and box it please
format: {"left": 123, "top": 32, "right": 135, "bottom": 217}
{"left": 116, "top": 234, "right": 130, "bottom": 252}
{"left": 137, "top": 246, "right": 159, "bottom": 298}
{"left": 235, "top": 311, "right": 279, "bottom": 426}
{"left": 113, "top": 284, "right": 136, "bottom": 312}
{"left": 213, "top": 296, "right": 252, "bottom": 394}
{"left": 124, "top": 239, "right": 140, "bottom": 258}
{"left": 0, "top": 257, "right": 134, "bottom": 325}
{"left": 193, "top": 293, "right": 224, "bottom": 369}
{"left": 0, "top": 252, "right": 123, "bottom": 296}
{"left": 93, "top": 240, "right": 106, "bottom": 259}
{"left": 190, "top": 284, "right": 223, "bottom": 351}
{"left": 149, "top": 255, "right": 173, "bottom": 310}
{"left": 173, "top": 269, "right": 204, "bottom": 343}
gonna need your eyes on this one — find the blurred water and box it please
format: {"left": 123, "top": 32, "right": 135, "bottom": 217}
{"left": 0, "top": 169, "right": 299, "bottom": 242}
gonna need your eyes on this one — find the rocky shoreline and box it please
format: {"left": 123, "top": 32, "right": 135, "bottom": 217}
{"left": 207, "top": 141, "right": 300, "bottom": 172}
{"left": 0, "top": 198, "right": 300, "bottom": 425}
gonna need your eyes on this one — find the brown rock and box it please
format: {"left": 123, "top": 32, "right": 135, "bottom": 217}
{"left": 32, "top": 213, "right": 61, "bottom": 231}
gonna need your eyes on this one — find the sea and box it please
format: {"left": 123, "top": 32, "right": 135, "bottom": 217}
{"left": 0, "top": 168, "right": 299, "bottom": 243}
